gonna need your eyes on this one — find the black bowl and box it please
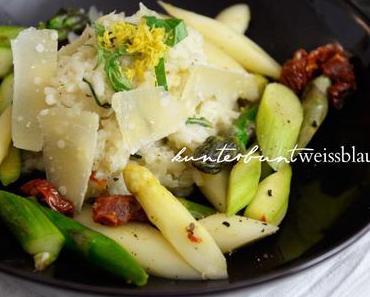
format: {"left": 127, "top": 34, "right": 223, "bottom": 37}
{"left": 1, "top": 0, "right": 370, "bottom": 296}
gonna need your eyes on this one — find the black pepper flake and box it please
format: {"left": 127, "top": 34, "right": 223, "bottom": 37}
{"left": 130, "top": 153, "right": 142, "bottom": 159}
{"left": 222, "top": 221, "right": 230, "bottom": 227}
{"left": 186, "top": 222, "right": 202, "bottom": 243}
{"left": 239, "top": 219, "right": 243, "bottom": 223}
{"left": 287, "top": 120, "right": 291, "bottom": 124}
{"left": 262, "top": 222, "right": 268, "bottom": 226}
{"left": 261, "top": 228, "right": 265, "bottom": 233}
{"left": 311, "top": 120, "right": 318, "bottom": 128}
{"left": 186, "top": 222, "right": 195, "bottom": 233}
{"left": 133, "top": 233, "right": 138, "bottom": 239}
{"left": 267, "top": 189, "right": 273, "bottom": 197}
{"left": 113, "top": 177, "right": 119, "bottom": 182}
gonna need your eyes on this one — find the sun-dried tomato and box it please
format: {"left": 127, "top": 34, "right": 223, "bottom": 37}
{"left": 92, "top": 195, "right": 148, "bottom": 226}
{"left": 280, "top": 43, "right": 356, "bottom": 109}
{"left": 328, "top": 82, "right": 353, "bottom": 110}
{"left": 321, "top": 53, "right": 356, "bottom": 85}
{"left": 280, "top": 49, "right": 315, "bottom": 94}
{"left": 21, "top": 179, "right": 75, "bottom": 216}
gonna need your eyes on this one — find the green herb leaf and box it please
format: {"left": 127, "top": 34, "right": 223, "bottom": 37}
{"left": 186, "top": 116, "right": 213, "bottom": 128}
{"left": 154, "top": 57, "right": 168, "bottom": 91}
{"left": 104, "top": 48, "right": 132, "bottom": 92}
{"left": 94, "top": 23, "right": 132, "bottom": 92}
{"left": 145, "top": 16, "right": 188, "bottom": 47}
{"left": 94, "top": 23, "right": 105, "bottom": 37}
{"left": 82, "top": 78, "right": 111, "bottom": 109}
{"left": 95, "top": 47, "right": 106, "bottom": 70}
{"left": 93, "top": 23, "right": 106, "bottom": 70}
{"left": 233, "top": 105, "right": 258, "bottom": 149}
{"left": 163, "top": 18, "right": 188, "bottom": 46}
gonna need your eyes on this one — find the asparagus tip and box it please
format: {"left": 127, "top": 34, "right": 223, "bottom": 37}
{"left": 34, "top": 252, "right": 53, "bottom": 271}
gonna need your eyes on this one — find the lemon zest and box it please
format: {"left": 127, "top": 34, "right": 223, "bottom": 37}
{"left": 98, "top": 20, "right": 168, "bottom": 82}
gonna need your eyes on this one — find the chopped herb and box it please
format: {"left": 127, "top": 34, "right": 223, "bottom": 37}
{"left": 154, "top": 57, "right": 168, "bottom": 91}
{"left": 95, "top": 46, "right": 105, "bottom": 70}
{"left": 94, "top": 23, "right": 105, "bottom": 36}
{"left": 145, "top": 16, "right": 188, "bottom": 47}
{"left": 222, "top": 221, "right": 230, "bottom": 227}
{"left": 82, "top": 78, "right": 111, "bottom": 109}
{"left": 94, "top": 17, "right": 186, "bottom": 92}
{"left": 163, "top": 18, "right": 188, "bottom": 46}
{"left": 261, "top": 228, "right": 265, "bottom": 233}
{"left": 232, "top": 105, "right": 258, "bottom": 150}
{"left": 104, "top": 48, "right": 132, "bottom": 92}
{"left": 186, "top": 117, "right": 212, "bottom": 128}
{"left": 94, "top": 24, "right": 106, "bottom": 69}
{"left": 94, "top": 24, "right": 132, "bottom": 91}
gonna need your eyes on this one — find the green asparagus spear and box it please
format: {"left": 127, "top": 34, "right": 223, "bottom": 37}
{"left": 226, "top": 154, "right": 261, "bottom": 216}
{"left": 244, "top": 164, "right": 292, "bottom": 225}
{"left": 0, "top": 26, "right": 24, "bottom": 47}
{"left": 40, "top": 206, "right": 148, "bottom": 286}
{"left": 256, "top": 83, "right": 303, "bottom": 170}
{"left": 0, "top": 47, "right": 12, "bottom": 78}
{"left": 0, "top": 145, "right": 21, "bottom": 186}
{"left": 297, "top": 76, "right": 330, "bottom": 149}
{"left": 0, "top": 73, "right": 14, "bottom": 114}
{"left": 0, "top": 191, "right": 65, "bottom": 270}
{"left": 254, "top": 74, "right": 268, "bottom": 96}
{"left": 178, "top": 197, "right": 216, "bottom": 219}
{"left": 39, "top": 8, "right": 90, "bottom": 44}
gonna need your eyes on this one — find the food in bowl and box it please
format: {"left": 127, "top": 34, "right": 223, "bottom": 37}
{"left": 0, "top": 1, "right": 356, "bottom": 286}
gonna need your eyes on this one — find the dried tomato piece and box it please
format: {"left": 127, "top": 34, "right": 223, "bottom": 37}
{"left": 329, "top": 82, "right": 353, "bottom": 110}
{"left": 308, "top": 43, "right": 343, "bottom": 67}
{"left": 280, "top": 43, "right": 356, "bottom": 109}
{"left": 322, "top": 53, "right": 356, "bottom": 85}
{"left": 21, "top": 179, "right": 75, "bottom": 216}
{"left": 92, "top": 195, "right": 148, "bottom": 226}
{"left": 280, "top": 49, "right": 315, "bottom": 94}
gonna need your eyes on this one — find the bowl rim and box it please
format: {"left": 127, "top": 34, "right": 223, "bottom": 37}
{"left": 1, "top": 221, "right": 369, "bottom": 296}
